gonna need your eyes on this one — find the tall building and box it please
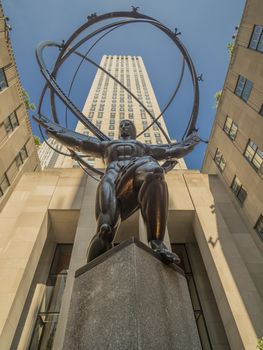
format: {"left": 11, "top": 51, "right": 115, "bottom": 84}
{"left": 1, "top": 3, "right": 263, "bottom": 349}
{"left": 0, "top": 4, "right": 40, "bottom": 210}
{"left": 59, "top": 55, "right": 186, "bottom": 169}
{"left": 202, "top": 0, "right": 263, "bottom": 251}
{"left": 38, "top": 138, "right": 64, "bottom": 169}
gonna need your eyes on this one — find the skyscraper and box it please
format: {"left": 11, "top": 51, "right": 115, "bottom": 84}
{"left": 202, "top": 0, "right": 263, "bottom": 250}
{"left": 59, "top": 55, "right": 186, "bottom": 169}
{"left": 0, "top": 4, "right": 40, "bottom": 210}
{"left": 38, "top": 138, "right": 64, "bottom": 169}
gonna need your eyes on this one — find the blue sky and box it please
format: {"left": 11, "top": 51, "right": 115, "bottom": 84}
{"left": 2, "top": 0, "right": 245, "bottom": 168}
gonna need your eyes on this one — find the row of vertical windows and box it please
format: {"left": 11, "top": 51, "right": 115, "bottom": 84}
{"left": 215, "top": 136, "right": 262, "bottom": 174}
{"left": 0, "top": 145, "right": 28, "bottom": 198}
{"left": 15, "top": 145, "right": 28, "bottom": 167}
{"left": 234, "top": 75, "right": 262, "bottom": 116}
{"left": 255, "top": 215, "right": 263, "bottom": 240}
{"left": 249, "top": 25, "right": 263, "bottom": 53}
{"left": 29, "top": 244, "right": 73, "bottom": 349}
{"left": 105, "top": 56, "right": 139, "bottom": 60}
{"left": 214, "top": 148, "right": 226, "bottom": 172}
{"left": 235, "top": 75, "right": 253, "bottom": 102}
{"left": 223, "top": 116, "right": 238, "bottom": 140}
{"left": 244, "top": 140, "right": 263, "bottom": 171}
{"left": 2, "top": 111, "right": 19, "bottom": 137}
{"left": 0, "top": 174, "right": 9, "bottom": 198}
{"left": 231, "top": 175, "right": 247, "bottom": 205}
{"left": 0, "top": 68, "right": 8, "bottom": 91}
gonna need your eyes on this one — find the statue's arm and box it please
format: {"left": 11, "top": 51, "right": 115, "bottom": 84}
{"left": 147, "top": 132, "right": 201, "bottom": 160}
{"left": 34, "top": 115, "right": 104, "bottom": 158}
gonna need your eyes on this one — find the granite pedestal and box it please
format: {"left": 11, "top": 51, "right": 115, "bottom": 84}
{"left": 63, "top": 238, "right": 201, "bottom": 350}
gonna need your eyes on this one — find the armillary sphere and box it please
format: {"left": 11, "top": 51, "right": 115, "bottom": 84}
{"left": 34, "top": 8, "right": 200, "bottom": 180}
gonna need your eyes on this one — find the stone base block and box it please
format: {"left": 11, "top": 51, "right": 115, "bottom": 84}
{"left": 63, "top": 238, "right": 201, "bottom": 350}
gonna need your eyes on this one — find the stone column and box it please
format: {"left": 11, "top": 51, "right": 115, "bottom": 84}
{"left": 63, "top": 238, "right": 201, "bottom": 350}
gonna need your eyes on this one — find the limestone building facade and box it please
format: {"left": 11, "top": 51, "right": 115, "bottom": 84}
{"left": 0, "top": 4, "right": 40, "bottom": 211}
{"left": 0, "top": 2, "right": 263, "bottom": 349}
{"left": 202, "top": 0, "right": 263, "bottom": 253}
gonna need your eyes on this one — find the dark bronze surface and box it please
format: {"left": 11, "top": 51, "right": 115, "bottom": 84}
{"left": 35, "top": 115, "right": 200, "bottom": 264}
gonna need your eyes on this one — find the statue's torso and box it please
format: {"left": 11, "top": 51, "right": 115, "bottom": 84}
{"left": 104, "top": 139, "right": 147, "bottom": 166}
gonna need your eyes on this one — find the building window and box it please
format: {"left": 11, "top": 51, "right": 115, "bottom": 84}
{"left": 153, "top": 125, "right": 159, "bottom": 131}
{"left": 109, "top": 125, "right": 115, "bottom": 130}
{"left": 0, "top": 174, "right": 10, "bottom": 198}
{"left": 98, "top": 112, "right": 103, "bottom": 118}
{"left": 29, "top": 244, "right": 73, "bottom": 350}
{"left": 254, "top": 215, "right": 263, "bottom": 240}
{"left": 15, "top": 145, "right": 28, "bottom": 168}
{"left": 244, "top": 140, "right": 263, "bottom": 171}
{"left": 223, "top": 116, "right": 238, "bottom": 140}
{"left": 214, "top": 148, "right": 226, "bottom": 171}
{"left": 0, "top": 68, "right": 8, "bottom": 91}
{"left": 108, "top": 132, "right": 114, "bottom": 137}
{"left": 89, "top": 111, "right": 94, "bottom": 118}
{"left": 3, "top": 112, "right": 19, "bottom": 135}
{"left": 144, "top": 132, "right": 150, "bottom": 137}
{"left": 249, "top": 25, "right": 263, "bottom": 53}
{"left": 15, "top": 153, "right": 23, "bottom": 168}
{"left": 171, "top": 244, "right": 213, "bottom": 348}
{"left": 231, "top": 176, "right": 247, "bottom": 205}
{"left": 109, "top": 119, "right": 115, "bottom": 125}
{"left": 235, "top": 75, "right": 253, "bottom": 102}
{"left": 145, "top": 140, "right": 152, "bottom": 144}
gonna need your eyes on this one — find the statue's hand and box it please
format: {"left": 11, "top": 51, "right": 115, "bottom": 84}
{"left": 166, "top": 131, "right": 200, "bottom": 159}
{"left": 33, "top": 114, "right": 82, "bottom": 149}
{"left": 33, "top": 114, "right": 64, "bottom": 135}
{"left": 182, "top": 131, "right": 201, "bottom": 148}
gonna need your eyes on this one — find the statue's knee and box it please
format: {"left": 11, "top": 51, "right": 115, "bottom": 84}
{"left": 146, "top": 166, "right": 165, "bottom": 182}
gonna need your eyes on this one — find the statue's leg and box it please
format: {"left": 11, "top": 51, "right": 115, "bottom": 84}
{"left": 87, "top": 170, "right": 121, "bottom": 262}
{"left": 135, "top": 162, "right": 180, "bottom": 264}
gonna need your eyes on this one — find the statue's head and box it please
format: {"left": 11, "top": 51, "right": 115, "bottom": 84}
{"left": 119, "top": 119, "right": 137, "bottom": 139}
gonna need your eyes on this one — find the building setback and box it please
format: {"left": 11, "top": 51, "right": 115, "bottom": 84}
{"left": 0, "top": 4, "right": 40, "bottom": 211}
{"left": 202, "top": 0, "right": 263, "bottom": 252}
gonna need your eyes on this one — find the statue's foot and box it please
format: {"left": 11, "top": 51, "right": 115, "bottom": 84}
{"left": 98, "top": 224, "right": 112, "bottom": 239}
{"left": 150, "top": 240, "right": 180, "bottom": 264}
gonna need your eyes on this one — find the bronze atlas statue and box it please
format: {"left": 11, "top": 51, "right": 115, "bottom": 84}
{"left": 35, "top": 115, "right": 200, "bottom": 263}
{"left": 34, "top": 9, "right": 202, "bottom": 264}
